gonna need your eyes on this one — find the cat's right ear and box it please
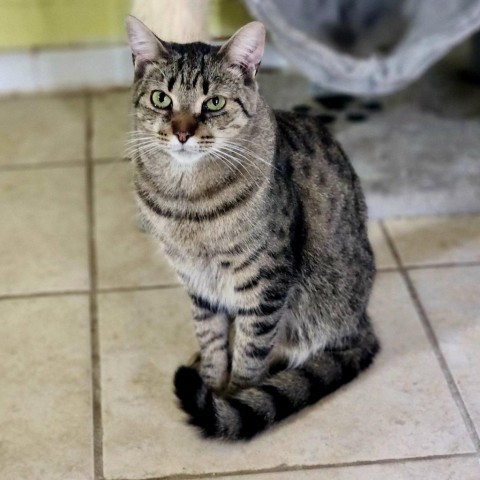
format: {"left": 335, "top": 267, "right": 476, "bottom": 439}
{"left": 125, "top": 15, "right": 169, "bottom": 74}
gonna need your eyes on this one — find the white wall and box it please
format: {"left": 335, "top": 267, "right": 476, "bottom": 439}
{"left": 0, "top": 44, "right": 287, "bottom": 95}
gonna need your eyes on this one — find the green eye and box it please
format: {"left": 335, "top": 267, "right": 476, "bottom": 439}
{"left": 151, "top": 90, "right": 172, "bottom": 109}
{"left": 205, "top": 96, "right": 226, "bottom": 112}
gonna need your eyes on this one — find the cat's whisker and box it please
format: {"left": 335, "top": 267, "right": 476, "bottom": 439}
{"left": 215, "top": 146, "right": 269, "bottom": 184}
{"left": 210, "top": 150, "right": 260, "bottom": 192}
{"left": 219, "top": 141, "right": 278, "bottom": 172}
{"left": 134, "top": 143, "right": 165, "bottom": 158}
{"left": 219, "top": 142, "right": 272, "bottom": 164}
{"left": 126, "top": 129, "right": 156, "bottom": 136}
{"left": 210, "top": 147, "right": 262, "bottom": 188}
{"left": 217, "top": 145, "right": 266, "bottom": 173}
{"left": 124, "top": 135, "right": 163, "bottom": 145}
{"left": 208, "top": 150, "right": 238, "bottom": 177}
{"left": 125, "top": 142, "right": 159, "bottom": 153}
{"left": 125, "top": 136, "right": 165, "bottom": 146}
{"left": 125, "top": 140, "right": 161, "bottom": 155}
{"left": 125, "top": 135, "right": 159, "bottom": 142}
{"left": 215, "top": 136, "right": 273, "bottom": 153}
{"left": 214, "top": 140, "right": 262, "bottom": 160}
{"left": 214, "top": 151, "right": 263, "bottom": 185}
{"left": 125, "top": 131, "right": 161, "bottom": 142}
{"left": 209, "top": 148, "right": 245, "bottom": 176}
{"left": 215, "top": 136, "right": 262, "bottom": 145}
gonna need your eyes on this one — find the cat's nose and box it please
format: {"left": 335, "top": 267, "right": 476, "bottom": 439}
{"left": 176, "top": 132, "right": 192, "bottom": 144}
{"left": 172, "top": 113, "right": 198, "bottom": 144}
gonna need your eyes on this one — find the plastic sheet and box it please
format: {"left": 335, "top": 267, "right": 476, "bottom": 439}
{"left": 244, "top": 0, "right": 480, "bottom": 94}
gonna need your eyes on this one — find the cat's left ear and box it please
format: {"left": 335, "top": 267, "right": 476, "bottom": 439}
{"left": 219, "top": 21, "right": 266, "bottom": 76}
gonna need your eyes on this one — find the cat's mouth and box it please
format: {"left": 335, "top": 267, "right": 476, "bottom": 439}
{"left": 170, "top": 145, "right": 201, "bottom": 156}
{"left": 168, "top": 146, "right": 205, "bottom": 165}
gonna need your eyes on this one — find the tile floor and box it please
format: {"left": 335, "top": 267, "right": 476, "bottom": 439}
{"left": 0, "top": 90, "right": 479, "bottom": 480}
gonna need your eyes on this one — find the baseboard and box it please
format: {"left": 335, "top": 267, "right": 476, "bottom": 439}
{"left": 0, "top": 43, "right": 288, "bottom": 96}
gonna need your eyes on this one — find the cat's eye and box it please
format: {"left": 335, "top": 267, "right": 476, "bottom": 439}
{"left": 151, "top": 90, "right": 172, "bottom": 109}
{"left": 204, "top": 96, "right": 226, "bottom": 112}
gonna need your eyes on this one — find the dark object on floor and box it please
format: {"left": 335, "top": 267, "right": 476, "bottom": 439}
{"left": 361, "top": 100, "right": 383, "bottom": 111}
{"left": 314, "top": 94, "right": 355, "bottom": 111}
{"left": 457, "top": 68, "right": 480, "bottom": 85}
{"left": 346, "top": 112, "right": 368, "bottom": 122}
{"left": 316, "top": 114, "right": 337, "bottom": 124}
{"left": 293, "top": 104, "right": 312, "bottom": 113}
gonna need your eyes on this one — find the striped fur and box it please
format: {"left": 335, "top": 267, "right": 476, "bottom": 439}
{"left": 126, "top": 19, "right": 379, "bottom": 440}
{"left": 175, "top": 321, "right": 379, "bottom": 439}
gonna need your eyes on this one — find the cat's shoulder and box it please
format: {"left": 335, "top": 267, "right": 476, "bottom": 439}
{"left": 273, "top": 110, "right": 335, "bottom": 144}
{"left": 273, "top": 109, "right": 357, "bottom": 187}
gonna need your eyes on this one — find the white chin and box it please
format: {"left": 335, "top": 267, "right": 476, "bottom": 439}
{"left": 169, "top": 150, "right": 204, "bottom": 165}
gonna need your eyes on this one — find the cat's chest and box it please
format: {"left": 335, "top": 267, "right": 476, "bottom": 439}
{"left": 143, "top": 207, "right": 238, "bottom": 302}
{"left": 178, "top": 256, "right": 234, "bottom": 302}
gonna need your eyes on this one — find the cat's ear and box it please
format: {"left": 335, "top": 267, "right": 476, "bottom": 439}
{"left": 125, "top": 15, "right": 169, "bottom": 73}
{"left": 219, "top": 21, "right": 266, "bottom": 76}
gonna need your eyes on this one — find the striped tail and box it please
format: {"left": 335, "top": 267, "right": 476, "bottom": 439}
{"left": 174, "top": 329, "right": 380, "bottom": 440}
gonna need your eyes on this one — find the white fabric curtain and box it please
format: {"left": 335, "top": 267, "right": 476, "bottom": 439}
{"left": 244, "top": 0, "right": 480, "bottom": 95}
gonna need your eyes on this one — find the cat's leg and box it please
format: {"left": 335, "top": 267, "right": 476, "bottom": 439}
{"left": 136, "top": 207, "right": 153, "bottom": 233}
{"left": 229, "top": 307, "right": 283, "bottom": 390}
{"left": 191, "top": 303, "right": 230, "bottom": 392}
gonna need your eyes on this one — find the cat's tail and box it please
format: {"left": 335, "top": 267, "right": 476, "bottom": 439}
{"left": 174, "top": 327, "right": 379, "bottom": 441}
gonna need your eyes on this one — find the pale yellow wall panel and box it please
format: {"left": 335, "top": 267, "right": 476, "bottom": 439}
{"left": 0, "top": 0, "right": 130, "bottom": 49}
{"left": 209, "top": 0, "right": 252, "bottom": 38}
{"left": 0, "top": 0, "right": 250, "bottom": 50}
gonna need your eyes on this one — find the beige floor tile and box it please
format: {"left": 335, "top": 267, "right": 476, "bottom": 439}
{"left": 0, "top": 95, "right": 85, "bottom": 166}
{"left": 100, "top": 273, "right": 473, "bottom": 479}
{"left": 92, "top": 90, "right": 131, "bottom": 160}
{"left": 0, "top": 295, "right": 93, "bottom": 480}
{"left": 368, "top": 221, "right": 397, "bottom": 269}
{"left": 94, "top": 162, "right": 178, "bottom": 289}
{"left": 220, "top": 457, "right": 480, "bottom": 480}
{"left": 0, "top": 167, "right": 89, "bottom": 295}
{"left": 411, "top": 266, "right": 480, "bottom": 434}
{"left": 384, "top": 215, "right": 480, "bottom": 266}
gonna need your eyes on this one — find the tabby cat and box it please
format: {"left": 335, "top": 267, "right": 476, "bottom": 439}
{"left": 126, "top": 16, "right": 380, "bottom": 440}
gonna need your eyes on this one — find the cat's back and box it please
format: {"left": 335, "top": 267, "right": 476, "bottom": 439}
{"left": 272, "top": 109, "right": 373, "bottom": 285}
{"left": 274, "top": 110, "right": 334, "bottom": 151}
{"left": 273, "top": 110, "right": 360, "bottom": 197}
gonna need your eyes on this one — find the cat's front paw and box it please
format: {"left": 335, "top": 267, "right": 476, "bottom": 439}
{"left": 224, "top": 381, "right": 242, "bottom": 396}
{"left": 228, "top": 370, "right": 266, "bottom": 393}
{"left": 202, "top": 369, "right": 229, "bottom": 394}
{"left": 185, "top": 353, "right": 228, "bottom": 393}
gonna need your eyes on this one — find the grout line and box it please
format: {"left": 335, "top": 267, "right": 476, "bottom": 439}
{"left": 405, "top": 261, "right": 480, "bottom": 271}
{"left": 375, "top": 263, "right": 480, "bottom": 274}
{"left": 0, "top": 85, "right": 130, "bottom": 101}
{"left": 85, "top": 92, "right": 105, "bottom": 480}
{"left": 94, "top": 157, "right": 131, "bottom": 165}
{"left": 0, "top": 284, "right": 181, "bottom": 302}
{"left": 1, "top": 260, "right": 477, "bottom": 304}
{"left": 0, "top": 157, "right": 130, "bottom": 173}
{"left": 376, "top": 266, "right": 399, "bottom": 273}
{"left": 109, "top": 452, "right": 477, "bottom": 480}
{"left": 0, "top": 289, "right": 90, "bottom": 302}
{"left": 2, "top": 263, "right": 477, "bottom": 303}
{"left": 380, "top": 221, "right": 480, "bottom": 452}
{"left": 0, "top": 160, "right": 85, "bottom": 171}
{"left": 97, "top": 283, "right": 181, "bottom": 294}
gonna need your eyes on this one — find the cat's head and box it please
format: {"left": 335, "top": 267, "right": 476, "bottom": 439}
{"left": 126, "top": 16, "right": 265, "bottom": 166}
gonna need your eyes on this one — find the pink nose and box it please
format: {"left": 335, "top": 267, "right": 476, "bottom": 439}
{"left": 176, "top": 132, "right": 191, "bottom": 144}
